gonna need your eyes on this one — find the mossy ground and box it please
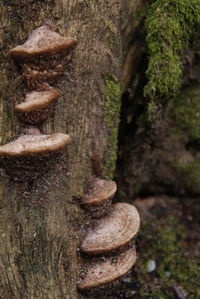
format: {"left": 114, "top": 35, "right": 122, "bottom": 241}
{"left": 134, "top": 196, "right": 200, "bottom": 298}
{"left": 169, "top": 83, "right": 200, "bottom": 193}
{"left": 171, "top": 83, "right": 200, "bottom": 141}
{"left": 174, "top": 161, "right": 200, "bottom": 194}
{"left": 90, "top": 196, "right": 200, "bottom": 298}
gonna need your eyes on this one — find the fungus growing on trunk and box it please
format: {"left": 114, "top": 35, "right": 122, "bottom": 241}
{"left": 15, "top": 88, "right": 60, "bottom": 124}
{"left": 0, "top": 127, "right": 70, "bottom": 181}
{"left": 81, "top": 176, "right": 117, "bottom": 218}
{"left": 78, "top": 247, "right": 137, "bottom": 291}
{"left": 81, "top": 203, "right": 140, "bottom": 254}
{"left": 10, "top": 25, "right": 77, "bottom": 89}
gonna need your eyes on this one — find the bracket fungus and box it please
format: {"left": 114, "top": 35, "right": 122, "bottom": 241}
{"left": 81, "top": 202, "right": 140, "bottom": 255}
{"left": 79, "top": 177, "right": 140, "bottom": 293}
{"left": 15, "top": 88, "right": 60, "bottom": 124}
{"left": 10, "top": 25, "right": 77, "bottom": 89}
{"left": 81, "top": 177, "right": 117, "bottom": 218}
{"left": 78, "top": 247, "right": 137, "bottom": 291}
{"left": 0, "top": 127, "right": 71, "bottom": 181}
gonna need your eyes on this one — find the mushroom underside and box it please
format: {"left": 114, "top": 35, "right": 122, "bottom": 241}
{"left": 22, "top": 53, "right": 72, "bottom": 89}
{"left": 17, "top": 106, "right": 52, "bottom": 124}
{"left": 0, "top": 153, "right": 61, "bottom": 182}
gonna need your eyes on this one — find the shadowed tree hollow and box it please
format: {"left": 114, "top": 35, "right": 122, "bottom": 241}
{"left": 0, "top": 1, "right": 122, "bottom": 298}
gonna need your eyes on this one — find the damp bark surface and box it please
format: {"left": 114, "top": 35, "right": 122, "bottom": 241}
{"left": 0, "top": 1, "right": 122, "bottom": 298}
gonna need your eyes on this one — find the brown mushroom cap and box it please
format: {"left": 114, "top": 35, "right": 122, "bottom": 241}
{"left": 15, "top": 88, "right": 60, "bottom": 124}
{"left": 0, "top": 127, "right": 71, "bottom": 181}
{"left": 81, "top": 203, "right": 140, "bottom": 254}
{"left": 81, "top": 177, "right": 117, "bottom": 218}
{"left": 78, "top": 247, "right": 137, "bottom": 291}
{"left": 16, "top": 89, "right": 60, "bottom": 112}
{"left": 10, "top": 25, "right": 77, "bottom": 58}
{"left": 0, "top": 128, "right": 70, "bottom": 156}
{"left": 82, "top": 177, "right": 117, "bottom": 206}
{"left": 9, "top": 25, "right": 77, "bottom": 89}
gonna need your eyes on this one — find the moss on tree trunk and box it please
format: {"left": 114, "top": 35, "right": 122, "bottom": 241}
{"left": 117, "top": 0, "right": 200, "bottom": 200}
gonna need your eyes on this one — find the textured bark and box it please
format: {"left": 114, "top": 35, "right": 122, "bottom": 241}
{"left": 0, "top": 1, "right": 121, "bottom": 298}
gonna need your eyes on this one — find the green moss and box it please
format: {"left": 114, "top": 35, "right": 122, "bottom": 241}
{"left": 137, "top": 216, "right": 200, "bottom": 297}
{"left": 174, "top": 160, "right": 200, "bottom": 193}
{"left": 171, "top": 83, "right": 200, "bottom": 141}
{"left": 106, "top": 20, "right": 115, "bottom": 48}
{"left": 103, "top": 75, "right": 121, "bottom": 179}
{"left": 146, "top": 100, "right": 162, "bottom": 123}
{"left": 144, "top": 0, "right": 200, "bottom": 101}
{"left": 169, "top": 84, "right": 200, "bottom": 193}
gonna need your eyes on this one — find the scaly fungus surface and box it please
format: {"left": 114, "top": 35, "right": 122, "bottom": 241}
{"left": 78, "top": 247, "right": 137, "bottom": 291}
{"left": 81, "top": 176, "right": 117, "bottom": 218}
{"left": 0, "top": 127, "right": 71, "bottom": 181}
{"left": 10, "top": 25, "right": 77, "bottom": 89}
{"left": 81, "top": 202, "right": 140, "bottom": 254}
{"left": 15, "top": 88, "right": 60, "bottom": 124}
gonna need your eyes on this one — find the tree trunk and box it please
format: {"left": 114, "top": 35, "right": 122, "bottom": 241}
{"left": 0, "top": 1, "right": 122, "bottom": 298}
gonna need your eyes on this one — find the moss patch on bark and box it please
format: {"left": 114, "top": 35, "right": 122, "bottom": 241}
{"left": 144, "top": 0, "right": 200, "bottom": 101}
{"left": 103, "top": 74, "right": 121, "bottom": 179}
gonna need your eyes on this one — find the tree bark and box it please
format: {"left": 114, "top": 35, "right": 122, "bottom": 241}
{"left": 0, "top": 1, "right": 122, "bottom": 298}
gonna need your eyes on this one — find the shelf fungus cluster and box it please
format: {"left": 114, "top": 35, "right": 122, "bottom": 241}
{"left": 1, "top": 22, "right": 141, "bottom": 294}
{"left": 0, "top": 24, "right": 77, "bottom": 181}
{"left": 78, "top": 177, "right": 140, "bottom": 292}
{"left": 10, "top": 25, "right": 77, "bottom": 89}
